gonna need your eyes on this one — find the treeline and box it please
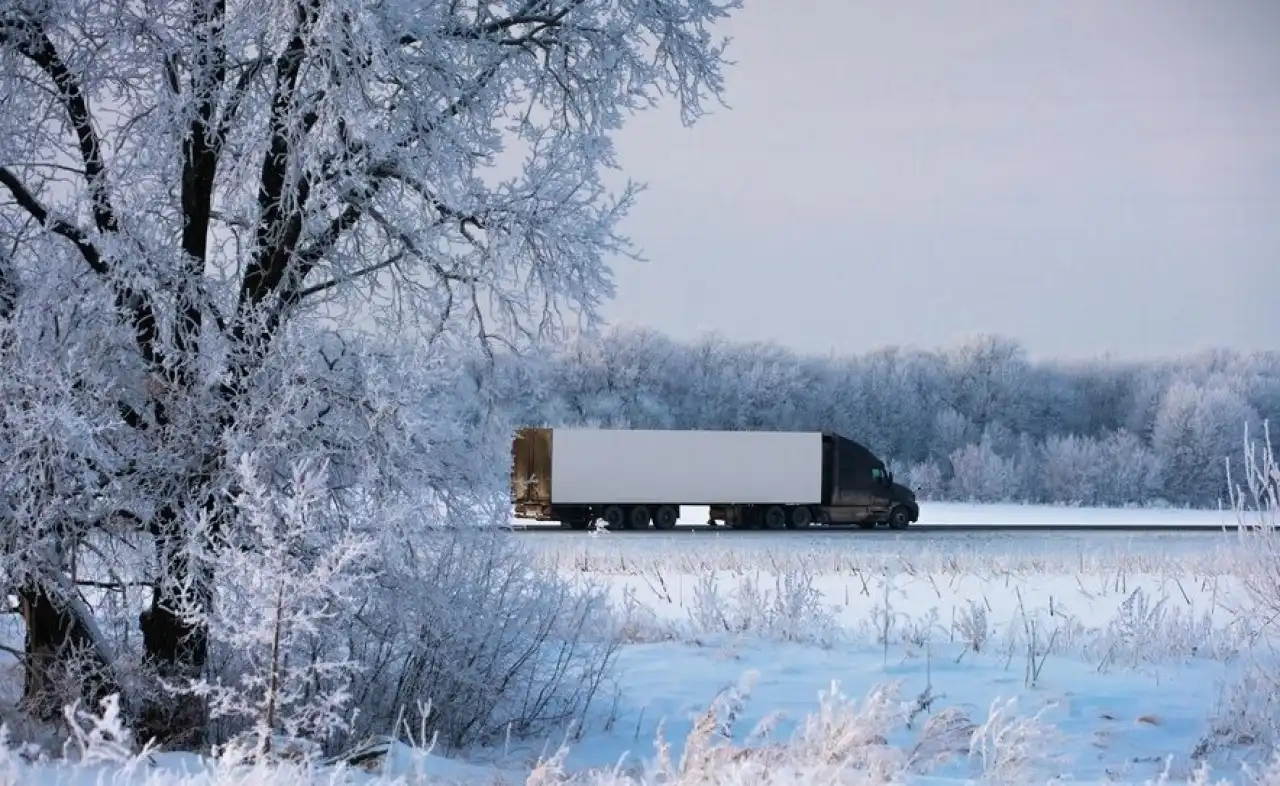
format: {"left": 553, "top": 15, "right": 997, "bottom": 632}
{"left": 498, "top": 327, "right": 1280, "bottom": 509}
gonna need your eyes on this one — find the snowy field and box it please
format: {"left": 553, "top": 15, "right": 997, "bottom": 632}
{"left": 13, "top": 509, "right": 1278, "bottom": 786}
{"left": 511, "top": 522, "right": 1274, "bottom": 784}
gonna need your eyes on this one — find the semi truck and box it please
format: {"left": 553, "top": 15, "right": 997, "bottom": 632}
{"left": 510, "top": 427, "right": 920, "bottom": 531}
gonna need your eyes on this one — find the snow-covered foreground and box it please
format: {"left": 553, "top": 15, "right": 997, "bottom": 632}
{"left": 11, "top": 526, "right": 1278, "bottom": 786}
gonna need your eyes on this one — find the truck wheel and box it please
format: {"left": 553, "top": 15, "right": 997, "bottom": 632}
{"left": 763, "top": 505, "right": 787, "bottom": 530}
{"left": 628, "top": 505, "right": 652, "bottom": 529}
{"left": 788, "top": 506, "right": 812, "bottom": 529}
{"left": 601, "top": 505, "right": 625, "bottom": 529}
{"left": 888, "top": 506, "right": 910, "bottom": 530}
{"left": 654, "top": 505, "right": 679, "bottom": 530}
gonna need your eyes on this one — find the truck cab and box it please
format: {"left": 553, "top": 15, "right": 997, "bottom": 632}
{"left": 821, "top": 433, "right": 918, "bottom": 529}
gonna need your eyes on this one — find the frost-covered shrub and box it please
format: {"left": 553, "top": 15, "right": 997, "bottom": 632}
{"left": 953, "top": 599, "right": 990, "bottom": 654}
{"left": 341, "top": 525, "right": 621, "bottom": 752}
{"left": 185, "top": 455, "right": 378, "bottom": 756}
{"left": 684, "top": 568, "right": 841, "bottom": 647}
{"left": 1197, "top": 421, "right": 1280, "bottom": 765}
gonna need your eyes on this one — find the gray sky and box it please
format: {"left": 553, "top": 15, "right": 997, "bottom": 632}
{"left": 602, "top": 0, "right": 1280, "bottom": 361}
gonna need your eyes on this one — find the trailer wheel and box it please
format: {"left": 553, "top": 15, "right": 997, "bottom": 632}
{"left": 763, "top": 505, "right": 787, "bottom": 530}
{"left": 628, "top": 505, "right": 652, "bottom": 529}
{"left": 788, "top": 506, "right": 812, "bottom": 529}
{"left": 887, "top": 506, "right": 910, "bottom": 530}
{"left": 601, "top": 505, "right": 625, "bottom": 529}
{"left": 654, "top": 505, "right": 679, "bottom": 530}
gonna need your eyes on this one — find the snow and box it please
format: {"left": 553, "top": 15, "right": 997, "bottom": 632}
{"left": 569, "top": 640, "right": 1230, "bottom": 780}
{"left": 514, "top": 528, "right": 1270, "bottom": 783}
{"left": 9, "top": 517, "right": 1272, "bottom": 785}
{"left": 913, "top": 502, "right": 1237, "bottom": 529}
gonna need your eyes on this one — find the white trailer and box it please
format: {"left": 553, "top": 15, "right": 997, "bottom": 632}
{"left": 511, "top": 427, "right": 919, "bottom": 531}
{"left": 549, "top": 428, "right": 822, "bottom": 505}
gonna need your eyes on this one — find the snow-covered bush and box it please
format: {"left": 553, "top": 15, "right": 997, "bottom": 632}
{"left": 684, "top": 567, "right": 841, "bottom": 647}
{"left": 185, "top": 455, "right": 378, "bottom": 757}
{"left": 1205, "top": 421, "right": 1280, "bottom": 763}
{"left": 340, "top": 525, "right": 621, "bottom": 752}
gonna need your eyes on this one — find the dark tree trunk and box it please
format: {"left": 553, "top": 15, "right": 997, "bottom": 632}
{"left": 18, "top": 580, "right": 117, "bottom": 721}
{"left": 136, "top": 506, "right": 212, "bottom": 748}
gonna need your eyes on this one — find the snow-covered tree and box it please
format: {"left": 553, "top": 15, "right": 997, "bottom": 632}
{"left": 949, "top": 437, "right": 1019, "bottom": 504}
{"left": 1153, "top": 382, "right": 1261, "bottom": 506}
{"left": 529, "top": 327, "right": 1280, "bottom": 511}
{"left": 1096, "top": 429, "right": 1163, "bottom": 507}
{"left": 903, "top": 460, "right": 945, "bottom": 500}
{"left": 1041, "top": 434, "right": 1103, "bottom": 506}
{"left": 1, "top": 0, "right": 741, "bottom": 745}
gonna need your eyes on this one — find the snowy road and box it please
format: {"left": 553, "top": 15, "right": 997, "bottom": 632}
{"left": 512, "top": 521, "right": 1237, "bottom": 532}
{"left": 509, "top": 501, "right": 1243, "bottom": 534}
{"left": 508, "top": 501, "right": 1251, "bottom": 565}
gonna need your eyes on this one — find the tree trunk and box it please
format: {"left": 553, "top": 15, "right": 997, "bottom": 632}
{"left": 18, "top": 580, "right": 116, "bottom": 721}
{"left": 137, "top": 507, "right": 211, "bottom": 748}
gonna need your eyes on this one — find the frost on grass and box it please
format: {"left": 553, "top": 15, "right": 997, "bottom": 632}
{"left": 1196, "top": 421, "right": 1280, "bottom": 766}
{"left": 516, "top": 674, "right": 1070, "bottom": 785}
{"left": 0, "top": 670, "right": 1080, "bottom": 784}
{"left": 684, "top": 568, "right": 842, "bottom": 647}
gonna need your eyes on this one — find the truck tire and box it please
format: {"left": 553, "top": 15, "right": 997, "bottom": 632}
{"left": 763, "top": 505, "right": 787, "bottom": 530}
{"left": 788, "top": 506, "right": 812, "bottom": 529}
{"left": 654, "top": 505, "right": 679, "bottom": 530}
{"left": 601, "top": 505, "right": 625, "bottom": 529}
{"left": 887, "top": 506, "right": 910, "bottom": 530}
{"left": 628, "top": 505, "right": 652, "bottom": 529}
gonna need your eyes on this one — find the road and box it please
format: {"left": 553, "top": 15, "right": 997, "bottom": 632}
{"left": 509, "top": 522, "right": 1240, "bottom": 533}
{"left": 507, "top": 501, "right": 1248, "bottom": 534}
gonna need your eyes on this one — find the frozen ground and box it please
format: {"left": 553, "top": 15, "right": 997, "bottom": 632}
{"left": 7, "top": 507, "right": 1276, "bottom": 785}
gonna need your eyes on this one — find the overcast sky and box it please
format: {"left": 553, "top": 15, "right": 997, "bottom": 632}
{"left": 600, "top": 0, "right": 1280, "bottom": 361}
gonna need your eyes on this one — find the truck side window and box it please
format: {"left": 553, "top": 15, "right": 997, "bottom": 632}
{"left": 871, "top": 468, "right": 885, "bottom": 482}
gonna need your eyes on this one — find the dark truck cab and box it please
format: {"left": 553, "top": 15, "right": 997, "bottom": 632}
{"left": 709, "top": 432, "right": 919, "bottom": 530}
{"left": 820, "top": 432, "right": 919, "bottom": 529}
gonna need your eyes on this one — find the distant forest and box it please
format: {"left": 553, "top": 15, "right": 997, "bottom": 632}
{"left": 498, "top": 327, "right": 1280, "bottom": 510}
